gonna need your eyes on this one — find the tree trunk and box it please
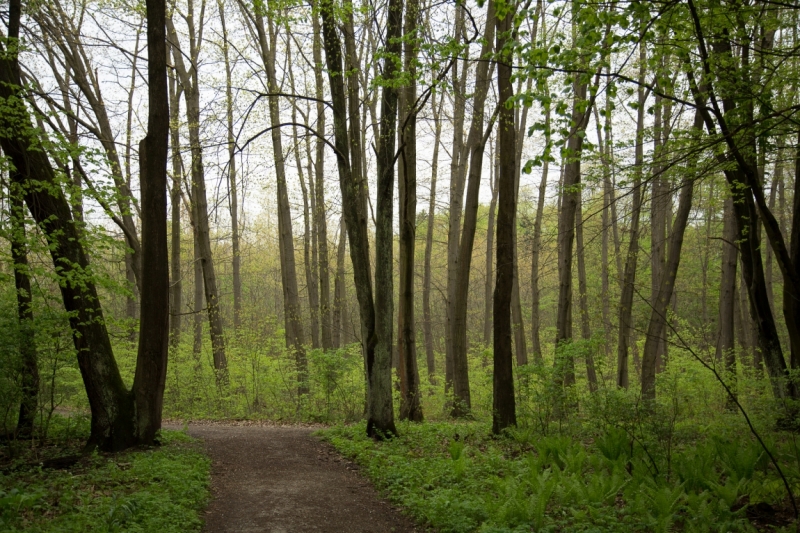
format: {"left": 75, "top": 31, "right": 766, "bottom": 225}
{"left": 484, "top": 138, "right": 499, "bottom": 348}
{"left": 717, "top": 197, "right": 738, "bottom": 401}
{"left": 219, "top": 0, "right": 242, "bottom": 330}
{"left": 333, "top": 216, "right": 348, "bottom": 348}
{"left": 370, "top": 0, "right": 403, "bottom": 437}
{"left": 554, "top": 78, "right": 590, "bottom": 387}
{"left": 168, "top": 71, "right": 183, "bottom": 347}
{"left": 641, "top": 142, "right": 696, "bottom": 400}
{"left": 616, "top": 41, "right": 647, "bottom": 389}
{"left": 244, "top": 9, "right": 308, "bottom": 388}
{"left": 650, "top": 95, "right": 668, "bottom": 372}
{"left": 575, "top": 194, "right": 596, "bottom": 391}
{"left": 445, "top": 6, "right": 469, "bottom": 395}
{"left": 493, "top": 5, "right": 517, "bottom": 435}
{"left": 397, "top": 0, "right": 423, "bottom": 422}
{"left": 0, "top": 20, "right": 134, "bottom": 449}
{"left": 288, "top": 54, "right": 320, "bottom": 351}
{"left": 193, "top": 229, "right": 204, "bottom": 356}
{"left": 167, "top": 16, "right": 227, "bottom": 375}
{"left": 451, "top": 1, "right": 496, "bottom": 417}
{"left": 132, "top": 5, "right": 171, "bottom": 436}
{"left": 597, "top": 106, "right": 612, "bottom": 359}
{"left": 423, "top": 90, "right": 442, "bottom": 381}
{"left": 10, "top": 190, "right": 38, "bottom": 437}
{"left": 312, "top": 13, "right": 333, "bottom": 351}
{"left": 318, "top": 0, "right": 394, "bottom": 437}
{"left": 530, "top": 104, "right": 551, "bottom": 365}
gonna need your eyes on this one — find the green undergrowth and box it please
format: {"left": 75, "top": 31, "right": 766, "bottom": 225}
{"left": 321, "top": 420, "right": 798, "bottom": 533}
{"left": 0, "top": 417, "right": 210, "bottom": 532}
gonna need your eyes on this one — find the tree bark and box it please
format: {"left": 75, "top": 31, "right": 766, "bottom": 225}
{"left": 445, "top": 6, "right": 470, "bottom": 395}
{"left": 484, "top": 137, "right": 499, "bottom": 348}
{"left": 451, "top": 0, "right": 496, "bottom": 417}
{"left": 219, "top": 0, "right": 242, "bottom": 330}
{"left": 0, "top": 18, "right": 134, "bottom": 449}
{"left": 717, "top": 197, "right": 738, "bottom": 402}
{"left": 311, "top": 12, "right": 333, "bottom": 351}
{"left": 10, "top": 190, "right": 38, "bottom": 437}
{"left": 333, "top": 216, "right": 348, "bottom": 348}
{"left": 318, "top": 0, "right": 394, "bottom": 437}
{"left": 168, "top": 72, "right": 183, "bottom": 347}
{"left": 641, "top": 119, "right": 697, "bottom": 400}
{"left": 167, "top": 15, "right": 228, "bottom": 375}
{"left": 616, "top": 40, "right": 647, "bottom": 389}
{"left": 493, "top": 4, "right": 517, "bottom": 435}
{"left": 288, "top": 51, "right": 321, "bottom": 351}
{"left": 241, "top": 6, "right": 308, "bottom": 388}
{"left": 554, "top": 74, "right": 591, "bottom": 388}
{"left": 423, "top": 89, "right": 443, "bottom": 381}
{"left": 530, "top": 104, "right": 551, "bottom": 365}
{"left": 575, "top": 194, "right": 596, "bottom": 391}
{"left": 397, "top": 0, "right": 423, "bottom": 422}
{"left": 371, "top": 0, "right": 404, "bottom": 437}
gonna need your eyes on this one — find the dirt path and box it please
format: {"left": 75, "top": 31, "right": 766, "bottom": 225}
{"left": 182, "top": 423, "right": 421, "bottom": 533}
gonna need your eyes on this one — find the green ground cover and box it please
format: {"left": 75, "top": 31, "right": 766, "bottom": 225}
{"left": 0, "top": 417, "right": 210, "bottom": 532}
{"left": 322, "top": 413, "right": 798, "bottom": 533}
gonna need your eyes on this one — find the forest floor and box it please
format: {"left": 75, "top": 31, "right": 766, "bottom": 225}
{"left": 177, "top": 421, "right": 422, "bottom": 533}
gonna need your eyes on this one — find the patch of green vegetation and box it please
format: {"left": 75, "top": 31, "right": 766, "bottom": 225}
{"left": 0, "top": 419, "right": 210, "bottom": 532}
{"left": 321, "top": 414, "right": 797, "bottom": 533}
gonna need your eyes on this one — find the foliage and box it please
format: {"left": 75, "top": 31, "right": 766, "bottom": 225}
{"left": 0, "top": 419, "right": 210, "bottom": 532}
{"left": 321, "top": 411, "right": 796, "bottom": 533}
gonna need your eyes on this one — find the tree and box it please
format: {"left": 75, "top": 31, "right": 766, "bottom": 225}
{"left": 397, "top": 0, "right": 423, "bottom": 422}
{"left": 167, "top": 12, "right": 228, "bottom": 375}
{"left": 318, "top": 0, "right": 397, "bottom": 437}
{"left": 492, "top": 0, "right": 517, "bottom": 435}
{"left": 0, "top": 0, "right": 169, "bottom": 449}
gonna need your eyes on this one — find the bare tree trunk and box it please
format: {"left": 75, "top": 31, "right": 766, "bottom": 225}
{"left": 510, "top": 74, "right": 533, "bottom": 367}
{"left": 241, "top": 8, "right": 308, "bottom": 388}
{"left": 554, "top": 79, "right": 591, "bottom": 387}
{"left": 650, "top": 94, "right": 668, "bottom": 371}
{"left": 530, "top": 104, "right": 551, "bottom": 365}
{"left": 717, "top": 197, "right": 738, "bottom": 402}
{"left": 167, "top": 15, "right": 227, "bottom": 375}
{"left": 451, "top": 1, "right": 496, "bottom": 417}
{"left": 593, "top": 100, "right": 612, "bottom": 359}
{"left": 168, "top": 70, "right": 183, "bottom": 346}
{"left": 331, "top": 217, "right": 347, "bottom": 348}
{"left": 219, "top": 0, "right": 242, "bottom": 330}
{"left": 312, "top": 14, "right": 333, "bottom": 351}
{"left": 397, "top": 0, "right": 423, "bottom": 421}
{"left": 575, "top": 194, "right": 596, "bottom": 391}
{"left": 445, "top": 7, "right": 469, "bottom": 395}
{"left": 0, "top": 16, "right": 135, "bottom": 448}
{"left": 10, "top": 189, "right": 38, "bottom": 436}
{"left": 616, "top": 40, "right": 647, "bottom": 389}
{"left": 370, "top": 0, "right": 404, "bottom": 437}
{"left": 297, "top": 130, "right": 320, "bottom": 349}
{"left": 484, "top": 137, "right": 499, "bottom": 347}
{"left": 193, "top": 229, "right": 204, "bottom": 356}
{"left": 318, "top": 0, "right": 395, "bottom": 437}
{"left": 333, "top": 216, "right": 347, "bottom": 348}
{"left": 641, "top": 141, "right": 696, "bottom": 400}
{"left": 423, "top": 90, "right": 442, "bottom": 381}
{"left": 133, "top": 7, "right": 171, "bottom": 436}
{"left": 492, "top": 4, "right": 517, "bottom": 435}
{"left": 288, "top": 53, "right": 320, "bottom": 350}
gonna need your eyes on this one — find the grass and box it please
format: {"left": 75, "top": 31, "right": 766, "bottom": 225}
{"left": 320, "top": 420, "right": 798, "bottom": 533}
{"left": 0, "top": 416, "right": 210, "bottom": 532}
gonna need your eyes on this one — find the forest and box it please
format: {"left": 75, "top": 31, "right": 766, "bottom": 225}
{"left": 2, "top": 0, "right": 800, "bottom": 530}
